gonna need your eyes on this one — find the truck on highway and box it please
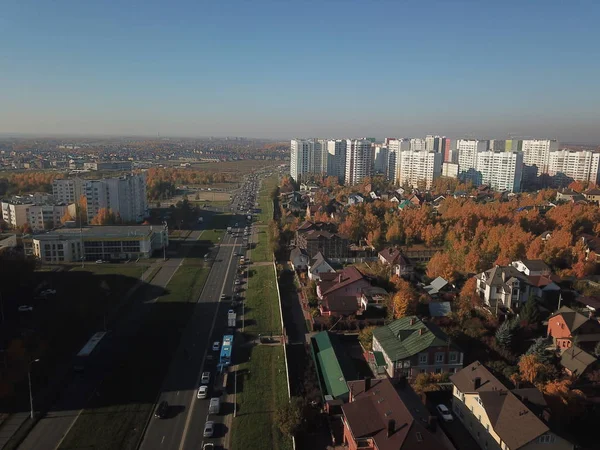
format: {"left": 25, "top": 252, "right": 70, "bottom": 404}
{"left": 227, "top": 310, "right": 236, "bottom": 328}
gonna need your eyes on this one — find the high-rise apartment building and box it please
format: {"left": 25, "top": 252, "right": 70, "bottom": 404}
{"left": 409, "top": 138, "right": 426, "bottom": 151}
{"left": 521, "top": 139, "right": 559, "bottom": 176}
{"left": 425, "top": 135, "right": 435, "bottom": 151}
{"left": 326, "top": 139, "right": 347, "bottom": 179}
{"left": 476, "top": 151, "right": 523, "bottom": 192}
{"left": 387, "top": 150, "right": 397, "bottom": 182}
{"left": 457, "top": 139, "right": 488, "bottom": 181}
{"left": 396, "top": 151, "right": 442, "bottom": 189}
{"left": 441, "top": 137, "right": 453, "bottom": 162}
{"left": 548, "top": 149, "right": 600, "bottom": 186}
{"left": 52, "top": 178, "right": 84, "bottom": 204}
{"left": 290, "top": 138, "right": 328, "bottom": 180}
{"left": 344, "top": 140, "right": 372, "bottom": 185}
{"left": 290, "top": 139, "right": 308, "bottom": 181}
{"left": 373, "top": 145, "right": 389, "bottom": 174}
{"left": 85, "top": 173, "right": 147, "bottom": 223}
{"left": 442, "top": 162, "right": 459, "bottom": 178}
{"left": 316, "top": 139, "right": 329, "bottom": 175}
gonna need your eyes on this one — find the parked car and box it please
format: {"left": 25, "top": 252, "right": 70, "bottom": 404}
{"left": 202, "top": 444, "right": 214, "bottom": 450}
{"left": 95, "top": 260, "right": 104, "bottom": 264}
{"left": 18, "top": 305, "right": 33, "bottom": 312}
{"left": 197, "top": 385, "right": 208, "bottom": 399}
{"left": 436, "top": 404, "right": 454, "bottom": 422}
{"left": 212, "top": 341, "right": 220, "bottom": 351}
{"left": 201, "top": 371, "right": 211, "bottom": 384}
{"left": 40, "top": 289, "right": 56, "bottom": 296}
{"left": 154, "top": 401, "right": 169, "bottom": 419}
{"left": 203, "top": 421, "right": 215, "bottom": 437}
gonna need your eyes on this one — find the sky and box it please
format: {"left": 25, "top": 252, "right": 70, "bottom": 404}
{"left": 1, "top": 0, "right": 600, "bottom": 143}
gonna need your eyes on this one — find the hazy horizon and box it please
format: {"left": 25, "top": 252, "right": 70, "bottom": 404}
{"left": 2, "top": 1, "right": 599, "bottom": 144}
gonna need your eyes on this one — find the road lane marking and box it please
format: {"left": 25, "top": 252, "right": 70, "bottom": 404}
{"left": 161, "top": 435, "right": 165, "bottom": 444}
{"left": 178, "top": 231, "right": 239, "bottom": 450}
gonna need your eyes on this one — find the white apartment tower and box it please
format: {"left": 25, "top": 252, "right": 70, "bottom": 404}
{"left": 387, "top": 150, "right": 397, "bottom": 183}
{"left": 52, "top": 178, "right": 84, "bottom": 204}
{"left": 85, "top": 173, "right": 147, "bottom": 223}
{"left": 290, "top": 139, "right": 311, "bottom": 180}
{"left": 476, "top": 151, "right": 523, "bottom": 192}
{"left": 457, "top": 139, "right": 488, "bottom": 181}
{"left": 548, "top": 149, "right": 600, "bottom": 186}
{"left": 409, "top": 138, "right": 426, "bottom": 151}
{"left": 344, "top": 139, "right": 372, "bottom": 185}
{"left": 521, "top": 139, "right": 559, "bottom": 176}
{"left": 396, "top": 151, "right": 442, "bottom": 189}
{"left": 373, "top": 146, "right": 389, "bottom": 174}
{"left": 326, "top": 139, "right": 347, "bottom": 179}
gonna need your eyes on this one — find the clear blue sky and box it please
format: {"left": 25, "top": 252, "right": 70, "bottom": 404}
{"left": 1, "top": 0, "right": 599, "bottom": 143}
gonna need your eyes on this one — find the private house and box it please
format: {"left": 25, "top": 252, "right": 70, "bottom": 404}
{"left": 576, "top": 234, "right": 600, "bottom": 262}
{"left": 378, "top": 248, "right": 414, "bottom": 278}
{"left": 308, "top": 251, "right": 336, "bottom": 281}
{"left": 342, "top": 377, "right": 447, "bottom": 450}
{"left": 475, "top": 261, "right": 560, "bottom": 313}
{"left": 546, "top": 306, "right": 600, "bottom": 351}
{"left": 290, "top": 246, "right": 310, "bottom": 271}
{"left": 559, "top": 345, "right": 597, "bottom": 379}
{"left": 378, "top": 247, "right": 403, "bottom": 265}
{"left": 309, "top": 331, "right": 358, "bottom": 402}
{"left": 317, "top": 266, "right": 371, "bottom": 316}
{"left": 583, "top": 187, "right": 600, "bottom": 203}
{"left": 556, "top": 188, "right": 585, "bottom": 203}
{"left": 424, "top": 277, "right": 451, "bottom": 297}
{"left": 296, "top": 220, "right": 350, "bottom": 258}
{"left": 348, "top": 193, "right": 365, "bottom": 206}
{"left": 450, "top": 361, "right": 574, "bottom": 450}
{"left": 358, "top": 286, "right": 389, "bottom": 312}
{"left": 372, "top": 316, "right": 463, "bottom": 379}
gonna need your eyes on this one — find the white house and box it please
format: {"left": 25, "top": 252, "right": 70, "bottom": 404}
{"left": 290, "top": 246, "right": 310, "bottom": 271}
{"left": 308, "top": 251, "right": 336, "bottom": 281}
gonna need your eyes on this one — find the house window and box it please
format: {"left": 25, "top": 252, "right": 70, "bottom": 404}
{"left": 538, "top": 434, "right": 555, "bottom": 444}
{"left": 435, "top": 368, "right": 442, "bottom": 374}
{"left": 449, "top": 352, "right": 457, "bottom": 363}
{"left": 449, "top": 368, "right": 456, "bottom": 374}
{"left": 403, "top": 360, "right": 411, "bottom": 368}
{"left": 419, "top": 353, "right": 428, "bottom": 365}
{"left": 435, "top": 353, "right": 444, "bottom": 363}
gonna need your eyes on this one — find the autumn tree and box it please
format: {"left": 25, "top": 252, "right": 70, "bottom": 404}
{"left": 77, "top": 194, "right": 88, "bottom": 225}
{"left": 390, "top": 279, "right": 418, "bottom": 319}
{"left": 454, "top": 278, "right": 481, "bottom": 322}
{"left": 542, "top": 379, "right": 586, "bottom": 423}
{"left": 518, "top": 354, "right": 545, "bottom": 385}
{"left": 91, "top": 208, "right": 117, "bottom": 225}
{"left": 358, "top": 326, "right": 375, "bottom": 351}
{"left": 60, "top": 211, "right": 74, "bottom": 224}
{"left": 275, "top": 397, "right": 303, "bottom": 437}
{"left": 426, "top": 252, "right": 456, "bottom": 282}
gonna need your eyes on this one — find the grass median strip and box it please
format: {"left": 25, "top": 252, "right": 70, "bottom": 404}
{"left": 59, "top": 246, "right": 210, "bottom": 450}
{"left": 231, "top": 346, "right": 292, "bottom": 450}
{"left": 244, "top": 265, "right": 282, "bottom": 336}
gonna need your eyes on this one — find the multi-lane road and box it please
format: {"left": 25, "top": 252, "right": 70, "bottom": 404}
{"left": 140, "top": 228, "right": 244, "bottom": 450}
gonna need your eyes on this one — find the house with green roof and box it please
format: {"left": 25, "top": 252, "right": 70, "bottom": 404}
{"left": 310, "top": 331, "right": 359, "bottom": 402}
{"left": 372, "top": 316, "right": 463, "bottom": 379}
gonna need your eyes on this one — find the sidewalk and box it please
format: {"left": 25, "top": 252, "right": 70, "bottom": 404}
{"left": 0, "top": 261, "right": 163, "bottom": 450}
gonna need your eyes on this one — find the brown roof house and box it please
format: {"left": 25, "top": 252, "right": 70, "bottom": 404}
{"left": 547, "top": 305, "right": 600, "bottom": 351}
{"left": 583, "top": 187, "right": 600, "bottom": 203}
{"left": 296, "top": 220, "right": 349, "bottom": 258}
{"left": 378, "top": 247, "right": 414, "bottom": 278}
{"left": 317, "top": 266, "right": 371, "bottom": 317}
{"left": 559, "top": 345, "right": 597, "bottom": 378}
{"left": 451, "top": 361, "right": 574, "bottom": 450}
{"left": 342, "top": 377, "right": 448, "bottom": 450}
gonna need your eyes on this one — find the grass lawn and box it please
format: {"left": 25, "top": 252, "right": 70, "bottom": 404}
{"left": 256, "top": 175, "right": 278, "bottom": 223}
{"left": 231, "top": 345, "right": 292, "bottom": 450}
{"left": 59, "top": 247, "right": 210, "bottom": 450}
{"left": 201, "top": 228, "right": 225, "bottom": 244}
{"left": 251, "top": 228, "right": 271, "bottom": 262}
{"left": 244, "top": 265, "right": 281, "bottom": 336}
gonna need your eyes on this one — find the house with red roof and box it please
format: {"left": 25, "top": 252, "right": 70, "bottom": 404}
{"left": 317, "top": 266, "right": 371, "bottom": 316}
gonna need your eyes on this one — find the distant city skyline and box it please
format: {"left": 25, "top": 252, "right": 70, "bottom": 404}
{"left": 2, "top": 1, "right": 600, "bottom": 143}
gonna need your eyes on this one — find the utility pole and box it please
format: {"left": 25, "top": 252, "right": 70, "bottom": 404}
{"left": 28, "top": 359, "right": 40, "bottom": 419}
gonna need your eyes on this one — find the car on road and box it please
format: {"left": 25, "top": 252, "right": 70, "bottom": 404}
{"left": 95, "top": 259, "right": 104, "bottom": 264}
{"left": 436, "top": 404, "right": 454, "bottom": 422}
{"left": 201, "top": 371, "right": 211, "bottom": 384}
{"left": 234, "top": 279, "right": 241, "bottom": 285}
{"left": 220, "top": 294, "right": 228, "bottom": 300}
{"left": 197, "top": 385, "right": 208, "bottom": 399}
{"left": 154, "top": 400, "right": 169, "bottom": 419}
{"left": 40, "top": 289, "right": 56, "bottom": 295}
{"left": 212, "top": 341, "right": 220, "bottom": 351}
{"left": 18, "top": 305, "right": 34, "bottom": 312}
{"left": 203, "top": 420, "right": 215, "bottom": 437}
{"left": 202, "top": 444, "right": 214, "bottom": 450}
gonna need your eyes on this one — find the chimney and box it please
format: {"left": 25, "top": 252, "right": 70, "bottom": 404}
{"left": 474, "top": 377, "right": 481, "bottom": 389}
{"left": 338, "top": 273, "right": 343, "bottom": 283}
{"left": 419, "top": 328, "right": 424, "bottom": 335}
{"left": 364, "top": 377, "right": 371, "bottom": 392}
{"left": 387, "top": 419, "right": 395, "bottom": 437}
{"left": 410, "top": 317, "right": 416, "bottom": 326}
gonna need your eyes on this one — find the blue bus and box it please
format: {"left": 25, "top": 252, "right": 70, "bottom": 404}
{"left": 218, "top": 335, "right": 233, "bottom": 371}
{"left": 73, "top": 331, "right": 107, "bottom": 373}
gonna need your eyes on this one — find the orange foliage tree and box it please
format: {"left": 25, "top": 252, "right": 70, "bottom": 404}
{"left": 426, "top": 252, "right": 456, "bottom": 282}
{"left": 390, "top": 278, "right": 418, "bottom": 319}
{"left": 518, "top": 354, "right": 545, "bottom": 385}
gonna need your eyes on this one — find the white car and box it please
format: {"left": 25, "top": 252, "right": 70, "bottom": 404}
{"left": 234, "top": 279, "right": 241, "bottom": 285}
{"left": 436, "top": 404, "right": 454, "bottom": 422}
{"left": 202, "top": 444, "right": 215, "bottom": 450}
{"left": 197, "top": 385, "right": 208, "bottom": 399}
{"left": 201, "top": 371, "right": 211, "bottom": 384}
{"left": 212, "top": 341, "right": 220, "bottom": 351}
{"left": 95, "top": 260, "right": 104, "bottom": 264}
{"left": 41, "top": 289, "right": 56, "bottom": 296}
{"left": 18, "top": 305, "right": 34, "bottom": 312}
{"left": 203, "top": 420, "right": 214, "bottom": 437}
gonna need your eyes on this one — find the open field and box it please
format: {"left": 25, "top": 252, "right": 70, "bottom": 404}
{"left": 70, "top": 263, "right": 149, "bottom": 278}
{"left": 190, "top": 159, "right": 281, "bottom": 173}
{"left": 244, "top": 265, "right": 281, "bottom": 336}
{"left": 201, "top": 228, "right": 225, "bottom": 244}
{"left": 231, "top": 345, "right": 292, "bottom": 450}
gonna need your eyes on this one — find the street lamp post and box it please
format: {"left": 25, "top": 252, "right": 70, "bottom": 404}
{"left": 28, "top": 358, "right": 40, "bottom": 419}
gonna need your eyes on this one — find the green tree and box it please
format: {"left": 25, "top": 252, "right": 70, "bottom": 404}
{"left": 275, "top": 397, "right": 303, "bottom": 437}
{"left": 495, "top": 319, "right": 517, "bottom": 349}
{"left": 520, "top": 296, "right": 540, "bottom": 325}
{"left": 525, "top": 337, "right": 552, "bottom": 364}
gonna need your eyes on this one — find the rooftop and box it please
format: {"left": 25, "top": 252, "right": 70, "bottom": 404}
{"left": 31, "top": 225, "right": 161, "bottom": 240}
